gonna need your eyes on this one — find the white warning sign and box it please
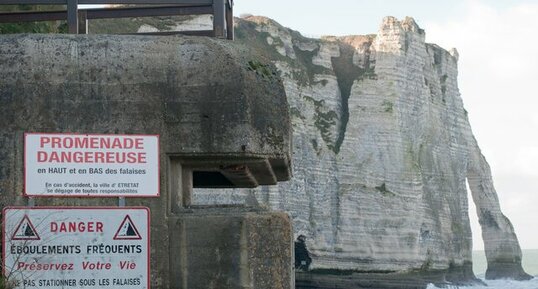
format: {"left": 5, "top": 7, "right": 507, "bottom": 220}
{"left": 2, "top": 207, "right": 150, "bottom": 289}
{"left": 24, "top": 133, "right": 160, "bottom": 197}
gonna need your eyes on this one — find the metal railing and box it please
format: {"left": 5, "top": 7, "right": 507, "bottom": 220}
{"left": 0, "top": 0, "right": 233, "bottom": 39}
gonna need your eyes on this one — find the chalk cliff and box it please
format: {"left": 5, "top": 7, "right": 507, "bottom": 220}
{"left": 231, "top": 15, "right": 530, "bottom": 283}
{"left": 87, "top": 14, "right": 530, "bottom": 285}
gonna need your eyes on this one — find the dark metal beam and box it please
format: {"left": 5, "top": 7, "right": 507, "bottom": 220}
{"left": 0, "top": 5, "right": 212, "bottom": 23}
{"left": 0, "top": 6, "right": 213, "bottom": 23}
{"left": 0, "top": 11, "right": 66, "bottom": 23}
{"left": 79, "top": 0, "right": 212, "bottom": 4}
{"left": 86, "top": 5, "right": 212, "bottom": 19}
{"left": 212, "top": 0, "right": 225, "bottom": 38}
{"left": 0, "top": 0, "right": 67, "bottom": 4}
{"left": 78, "top": 9, "right": 88, "bottom": 34}
{"left": 0, "top": 0, "right": 232, "bottom": 39}
{"left": 67, "top": 0, "right": 78, "bottom": 34}
{"left": 0, "top": 0, "right": 213, "bottom": 4}
{"left": 225, "top": 0, "right": 233, "bottom": 40}
{"left": 135, "top": 30, "right": 214, "bottom": 36}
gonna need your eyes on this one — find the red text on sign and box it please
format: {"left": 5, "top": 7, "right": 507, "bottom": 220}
{"left": 40, "top": 136, "right": 144, "bottom": 150}
{"left": 50, "top": 221, "right": 103, "bottom": 233}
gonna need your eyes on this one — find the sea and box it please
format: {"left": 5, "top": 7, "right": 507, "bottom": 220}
{"left": 427, "top": 249, "right": 538, "bottom": 289}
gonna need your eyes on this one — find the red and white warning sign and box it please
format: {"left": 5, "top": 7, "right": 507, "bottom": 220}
{"left": 2, "top": 207, "right": 150, "bottom": 289}
{"left": 24, "top": 133, "right": 160, "bottom": 197}
{"left": 11, "top": 215, "right": 40, "bottom": 241}
{"left": 113, "top": 215, "right": 142, "bottom": 240}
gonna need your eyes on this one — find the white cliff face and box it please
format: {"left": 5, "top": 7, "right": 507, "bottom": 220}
{"left": 234, "top": 16, "right": 528, "bottom": 279}
{"left": 467, "top": 139, "right": 531, "bottom": 279}
{"left": 129, "top": 13, "right": 528, "bottom": 280}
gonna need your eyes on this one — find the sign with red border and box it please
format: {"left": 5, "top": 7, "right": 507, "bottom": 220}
{"left": 10, "top": 215, "right": 40, "bottom": 241}
{"left": 113, "top": 215, "right": 142, "bottom": 240}
{"left": 24, "top": 133, "right": 159, "bottom": 197}
{"left": 2, "top": 207, "right": 150, "bottom": 289}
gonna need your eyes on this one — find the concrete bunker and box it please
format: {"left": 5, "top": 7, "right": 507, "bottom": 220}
{"left": 0, "top": 34, "right": 293, "bottom": 289}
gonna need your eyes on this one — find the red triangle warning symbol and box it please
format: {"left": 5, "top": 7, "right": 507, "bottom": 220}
{"left": 11, "top": 215, "right": 40, "bottom": 241}
{"left": 113, "top": 215, "right": 141, "bottom": 240}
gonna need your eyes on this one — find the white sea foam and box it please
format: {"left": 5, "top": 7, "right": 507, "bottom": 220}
{"left": 427, "top": 277, "right": 538, "bottom": 289}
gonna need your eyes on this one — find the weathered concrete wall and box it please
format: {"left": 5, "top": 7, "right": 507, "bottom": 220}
{"left": 169, "top": 209, "right": 293, "bottom": 289}
{"left": 0, "top": 34, "right": 293, "bottom": 288}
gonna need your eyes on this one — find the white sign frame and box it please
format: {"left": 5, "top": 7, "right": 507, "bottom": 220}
{"left": 24, "top": 133, "right": 160, "bottom": 197}
{"left": 2, "top": 207, "right": 150, "bottom": 289}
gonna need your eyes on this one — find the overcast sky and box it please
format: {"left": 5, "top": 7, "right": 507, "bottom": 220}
{"left": 235, "top": 0, "right": 538, "bottom": 251}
